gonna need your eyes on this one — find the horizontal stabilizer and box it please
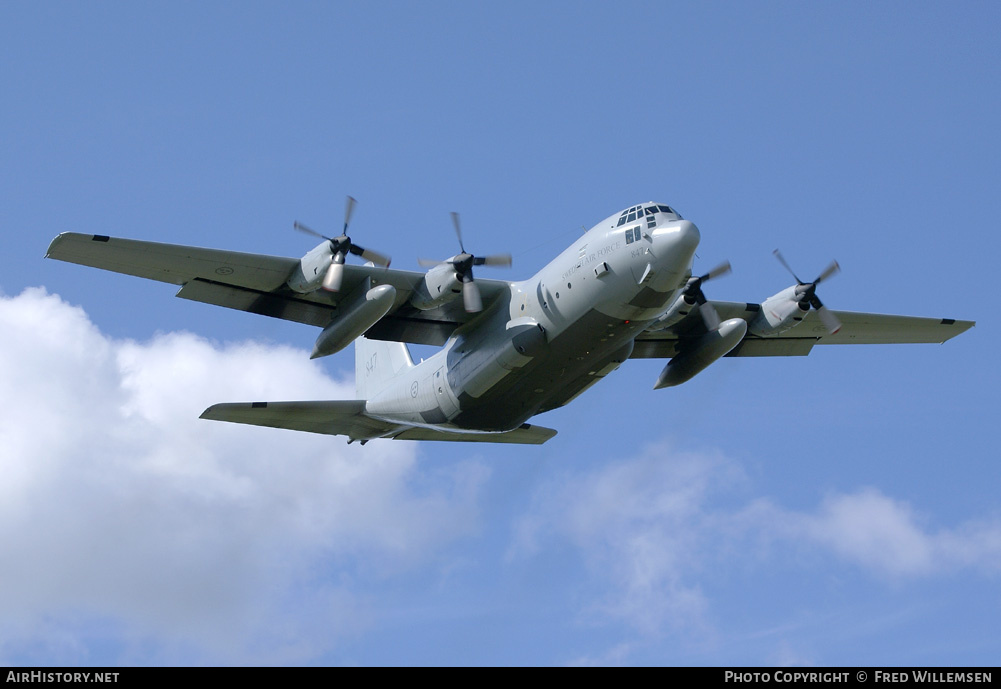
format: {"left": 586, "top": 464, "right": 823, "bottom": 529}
{"left": 200, "top": 400, "right": 557, "bottom": 444}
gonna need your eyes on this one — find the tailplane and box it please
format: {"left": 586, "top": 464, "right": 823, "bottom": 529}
{"left": 355, "top": 336, "right": 414, "bottom": 398}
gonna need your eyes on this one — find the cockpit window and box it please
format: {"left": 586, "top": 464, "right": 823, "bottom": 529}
{"left": 618, "top": 203, "right": 682, "bottom": 226}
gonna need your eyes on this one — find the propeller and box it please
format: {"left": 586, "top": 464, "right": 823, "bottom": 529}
{"left": 419, "top": 212, "right": 512, "bottom": 312}
{"left": 680, "top": 260, "right": 732, "bottom": 331}
{"left": 772, "top": 249, "right": 841, "bottom": 334}
{"left": 294, "top": 196, "right": 391, "bottom": 292}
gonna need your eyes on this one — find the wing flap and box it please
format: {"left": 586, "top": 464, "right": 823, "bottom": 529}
{"left": 176, "top": 279, "right": 336, "bottom": 328}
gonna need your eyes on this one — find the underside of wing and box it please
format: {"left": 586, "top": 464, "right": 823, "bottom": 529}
{"left": 46, "top": 232, "right": 511, "bottom": 345}
{"left": 633, "top": 300, "right": 975, "bottom": 359}
{"left": 810, "top": 310, "right": 975, "bottom": 345}
{"left": 201, "top": 400, "right": 557, "bottom": 444}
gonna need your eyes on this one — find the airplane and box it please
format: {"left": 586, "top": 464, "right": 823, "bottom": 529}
{"left": 45, "top": 199, "right": 974, "bottom": 445}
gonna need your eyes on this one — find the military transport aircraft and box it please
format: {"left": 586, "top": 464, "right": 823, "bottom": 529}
{"left": 46, "top": 199, "right": 974, "bottom": 444}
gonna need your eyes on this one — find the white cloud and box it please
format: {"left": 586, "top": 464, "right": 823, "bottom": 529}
{"left": 756, "top": 488, "right": 1001, "bottom": 579}
{"left": 0, "top": 288, "right": 487, "bottom": 664}
{"left": 513, "top": 440, "right": 1001, "bottom": 657}
{"left": 511, "top": 442, "right": 744, "bottom": 638}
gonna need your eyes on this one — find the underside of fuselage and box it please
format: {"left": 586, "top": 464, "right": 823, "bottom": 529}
{"left": 448, "top": 308, "right": 643, "bottom": 430}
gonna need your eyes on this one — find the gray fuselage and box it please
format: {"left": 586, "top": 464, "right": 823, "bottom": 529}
{"left": 365, "top": 205, "right": 700, "bottom": 431}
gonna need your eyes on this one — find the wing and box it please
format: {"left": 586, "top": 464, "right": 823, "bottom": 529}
{"left": 45, "top": 232, "right": 510, "bottom": 345}
{"left": 200, "top": 400, "right": 557, "bottom": 444}
{"left": 632, "top": 300, "right": 975, "bottom": 359}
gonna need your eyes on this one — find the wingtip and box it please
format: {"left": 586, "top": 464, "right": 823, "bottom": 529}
{"left": 199, "top": 404, "right": 223, "bottom": 420}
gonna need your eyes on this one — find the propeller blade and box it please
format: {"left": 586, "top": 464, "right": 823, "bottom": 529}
{"left": 294, "top": 221, "right": 328, "bottom": 241}
{"left": 475, "top": 253, "right": 513, "bottom": 267}
{"left": 350, "top": 245, "right": 391, "bottom": 267}
{"left": 462, "top": 278, "right": 482, "bottom": 313}
{"left": 701, "top": 260, "right": 732, "bottom": 282}
{"left": 699, "top": 300, "right": 721, "bottom": 331}
{"left": 810, "top": 294, "right": 841, "bottom": 334}
{"left": 450, "top": 212, "right": 466, "bottom": 253}
{"left": 815, "top": 260, "right": 840, "bottom": 285}
{"left": 418, "top": 257, "right": 441, "bottom": 268}
{"left": 321, "top": 260, "right": 345, "bottom": 292}
{"left": 772, "top": 249, "right": 803, "bottom": 284}
{"left": 815, "top": 304, "right": 841, "bottom": 335}
{"left": 343, "top": 196, "right": 357, "bottom": 234}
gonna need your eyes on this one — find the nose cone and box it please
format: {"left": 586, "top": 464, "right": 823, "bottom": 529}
{"left": 652, "top": 219, "right": 700, "bottom": 256}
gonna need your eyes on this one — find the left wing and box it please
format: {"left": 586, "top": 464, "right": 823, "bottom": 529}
{"left": 632, "top": 300, "right": 975, "bottom": 359}
{"left": 45, "top": 233, "right": 510, "bottom": 345}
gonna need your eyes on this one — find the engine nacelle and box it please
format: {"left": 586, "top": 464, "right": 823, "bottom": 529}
{"left": 310, "top": 284, "right": 397, "bottom": 359}
{"left": 654, "top": 317, "right": 747, "bottom": 389}
{"left": 287, "top": 242, "right": 335, "bottom": 294}
{"left": 649, "top": 291, "right": 697, "bottom": 330}
{"left": 410, "top": 263, "right": 462, "bottom": 310}
{"left": 748, "top": 285, "right": 809, "bottom": 336}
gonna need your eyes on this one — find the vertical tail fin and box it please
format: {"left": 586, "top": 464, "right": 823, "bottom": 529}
{"left": 355, "top": 336, "right": 414, "bottom": 399}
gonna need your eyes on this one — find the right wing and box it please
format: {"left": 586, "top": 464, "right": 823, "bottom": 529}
{"left": 45, "top": 232, "right": 511, "bottom": 346}
{"left": 632, "top": 300, "right": 975, "bottom": 359}
{"left": 200, "top": 400, "right": 557, "bottom": 444}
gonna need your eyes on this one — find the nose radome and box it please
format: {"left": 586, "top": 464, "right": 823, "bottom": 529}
{"left": 653, "top": 219, "right": 700, "bottom": 253}
{"left": 677, "top": 220, "right": 700, "bottom": 250}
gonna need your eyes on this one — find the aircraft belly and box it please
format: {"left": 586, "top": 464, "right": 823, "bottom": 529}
{"left": 450, "top": 309, "right": 645, "bottom": 431}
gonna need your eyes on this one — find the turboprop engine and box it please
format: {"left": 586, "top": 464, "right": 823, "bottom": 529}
{"left": 287, "top": 195, "right": 392, "bottom": 294}
{"left": 410, "top": 261, "right": 463, "bottom": 311}
{"left": 749, "top": 251, "right": 841, "bottom": 337}
{"left": 287, "top": 241, "right": 335, "bottom": 293}
{"left": 413, "top": 212, "right": 512, "bottom": 313}
{"left": 651, "top": 260, "right": 732, "bottom": 331}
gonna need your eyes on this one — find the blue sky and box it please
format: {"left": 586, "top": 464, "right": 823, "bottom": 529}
{"left": 1, "top": 1, "right": 998, "bottom": 666}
